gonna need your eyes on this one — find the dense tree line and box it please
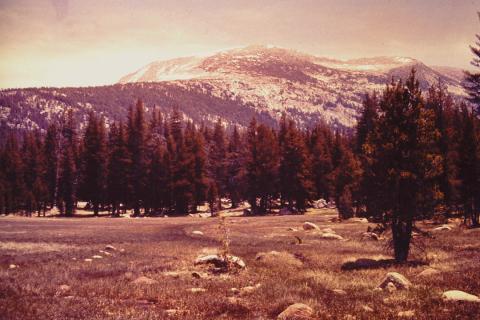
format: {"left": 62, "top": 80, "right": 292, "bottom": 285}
{"left": 0, "top": 99, "right": 345, "bottom": 218}
{"left": 0, "top": 70, "right": 479, "bottom": 263}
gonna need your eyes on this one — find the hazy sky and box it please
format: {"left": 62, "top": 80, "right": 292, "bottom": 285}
{"left": 0, "top": 0, "right": 478, "bottom": 88}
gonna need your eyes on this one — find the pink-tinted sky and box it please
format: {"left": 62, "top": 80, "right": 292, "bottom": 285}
{"left": 0, "top": 0, "right": 478, "bottom": 88}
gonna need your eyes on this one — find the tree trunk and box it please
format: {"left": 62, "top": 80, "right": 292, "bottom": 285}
{"left": 391, "top": 219, "right": 413, "bottom": 263}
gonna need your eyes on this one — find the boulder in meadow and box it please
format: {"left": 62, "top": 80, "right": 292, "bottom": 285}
{"left": 277, "top": 303, "right": 313, "bottom": 319}
{"left": 378, "top": 272, "right": 412, "bottom": 290}
{"left": 442, "top": 290, "right": 480, "bottom": 303}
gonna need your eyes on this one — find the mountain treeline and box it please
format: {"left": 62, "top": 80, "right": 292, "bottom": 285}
{"left": 0, "top": 70, "right": 479, "bottom": 262}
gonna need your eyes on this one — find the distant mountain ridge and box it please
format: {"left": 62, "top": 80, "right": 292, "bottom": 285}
{"left": 0, "top": 45, "right": 467, "bottom": 136}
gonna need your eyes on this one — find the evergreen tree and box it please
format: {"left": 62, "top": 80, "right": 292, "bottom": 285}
{"left": 186, "top": 124, "right": 208, "bottom": 211}
{"left": 22, "top": 132, "right": 48, "bottom": 216}
{"left": 107, "top": 123, "right": 131, "bottom": 216}
{"left": 80, "top": 112, "right": 107, "bottom": 216}
{"left": 356, "top": 94, "right": 380, "bottom": 217}
{"left": 1, "top": 134, "right": 25, "bottom": 214}
{"left": 127, "top": 100, "right": 148, "bottom": 216}
{"left": 426, "top": 82, "right": 460, "bottom": 216}
{"left": 168, "top": 111, "right": 194, "bottom": 214}
{"left": 278, "top": 118, "right": 313, "bottom": 212}
{"left": 210, "top": 118, "right": 228, "bottom": 208}
{"left": 225, "top": 126, "right": 245, "bottom": 208}
{"left": 333, "top": 135, "right": 361, "bottom": 219}
{"left": 44, "top": 123, "right": 59, "bottom": 210}
{"left": 309, "top": 123, "right": 335, "bottom": 201}
{"left": 245, "top": 119, "right": 279, "bottom": 214}
{"left": 57, "top": 111, "right": 78, "bottom": 216}
{"left": 458, "top": 107, "right": 480, "bottom": 226}
{"left": 464, "top": 13, "right": 480, "bottom": 113}
{"left": 366, "top": 70, "right": 442, "bottom": 262}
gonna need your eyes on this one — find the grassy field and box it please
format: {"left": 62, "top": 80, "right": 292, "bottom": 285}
{"left": 0, "top": 210, "right": 479, "bottom": 319}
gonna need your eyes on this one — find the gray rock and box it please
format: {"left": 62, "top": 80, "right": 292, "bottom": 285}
{"left": 442, "top": 290, "right": 480, "bottom": 303}
{"left": 398, "top": 310, "right": 415, "bottom": 318}
{"left": 131, "top": 276, "right": 158, "bottom": 285}
{"left": 333, "top": 289, "right": 347, "bottom": 296}
{"left": 277, "top": 303, "right": 313, "bottom": 319}
{"left": 303, "top": 222, "right": 320, "bottom": 230}
{"left": 378, "top": 272, "right": 412, "bottom": 290}
{"left": 433, "top": 225, "right": 452, "bottom": 231}
{"left": 361, "top": 232, "right": 380, "bottom": 241}
{"left": 320, "top": 233, "right": 344, "bottom": 240}
{"left": 385, "top": 282, "right": 397, "bottom": 293}
{"left": 194, "top": 254, "right": 246, "bottom": 269}
{"left": 105, "top": 245, "right": 117, "bottom": 251}
{"left": 417, "top": 268, "right": 440, "bottom": 277}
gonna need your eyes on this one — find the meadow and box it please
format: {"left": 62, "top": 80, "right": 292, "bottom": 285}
{"left": 0, "top": 210, "right": 479, "bottom": 319}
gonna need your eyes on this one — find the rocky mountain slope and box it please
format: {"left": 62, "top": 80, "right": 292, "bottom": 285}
{"left": 0, "top": 45, "right": 466, "bottom": 136}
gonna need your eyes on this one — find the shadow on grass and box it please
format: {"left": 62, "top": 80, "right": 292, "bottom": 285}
{"left": 341, "top": 258, "right": 427, "bottom": 271}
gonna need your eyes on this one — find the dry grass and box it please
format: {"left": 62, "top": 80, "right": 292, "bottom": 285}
{"left": 0, "top": 212, "right": 479, "bottom": 319}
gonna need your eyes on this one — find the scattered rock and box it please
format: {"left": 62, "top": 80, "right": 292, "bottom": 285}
{"left": 322, "top": 228, "right": 334, "bottom": 233}
{"left": 56, "top": 284, "right": 71, "bottom": 296}
{"left": 344, "top": 315, "right": 356, "bottom": 320}
{"left": 442, "top": 290, "right": 480, "bottom": 303}
{"left": 131, "top": 276, "right": 158, "bottom": 285}
{"left": 313, "top": 199, "right": 328, "bottom": 209}
{"left": 105, "top": 245, "right": 116, "bottom": 251}
{"left": 8, "top": 264, "right": 17, "bottom": 269}
{"left": 124, "top": 271, "right": 134, "bottom": 280}
{"left": 165, "top": 309, "right": 180, "bottom": 317}
{"left": 320, "top": 233, "right": 344, "bottom": 240}
{"left": 191, "top": 271, "right": 208, "bottom": 279}
{"left": 92, "top": 255, "right": 103, "bottom": 259}
{"left": 243, "top": 209, "right": 251, "bottom": 215}
{"left": 255, "top": 251, "right": 303, "bottom": 267}
{"left": 352, "top": 218, "right": 368, "bottom": 223}
{"left": 277, "top": 303, "right": 313, "bottom": 319}
{"left": 188, "top": 287, "right": 206, "bottom": 293}
{"left": 119, "top": 248, "right": 125, "bottom": 253}
{"left": 362, "top": 305, "right": 374, "bottom": 312}
{"left": 398, "top": 310, "right": 415, "bottom": 318}
{"left": 255, "top": 251, "right": 281, "bottom": 260}
{"left": 59, "top": 284, "right": 71, "bottom": 291}
{"left": 99, "top": 250, "right": 112, "bottom": 256}
{"left": 84, "top": 258, "right": 92, "bottom": 262}
{"left": 303, "top": 222, "right": 320, "bottom": 231}
{"left": 433, "top": 225, "right": 452, "bottom": 232}
{"left": 240, "top": 285, "right": 257, "bottom": 296}
{"left": 373, "top": 287, "right": 383, "bottom": 293}
{"left": 230, "top": 288, "right": 240, "bottom": 295}
{"left": 361, "top": 232, "right": 380, "bottom": 241}
{"left": 287, "top": 227, "right": 298, "bottom": 232}
{"left": 194, "top": 254, "right": 246, "bottom": 269}
{"left": 333, "top": 289, "right": 347, "bottom": 296}
{"left": 417, "top": 268, "right": 440, "bottom": 277}
{"left": 326, "top": 201, "right": 336, "bottom": 209}
{"left": 385, "top": 282, "right": 397, "bottom": 293}
{"left": 162, "top": 271, "right": 179, "bottom": 279}
{"left": 192, "top": 230, "right": 204, "bottom": 236}
{"left": 378, "top": 272, "right": 412, "bottom": 290}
